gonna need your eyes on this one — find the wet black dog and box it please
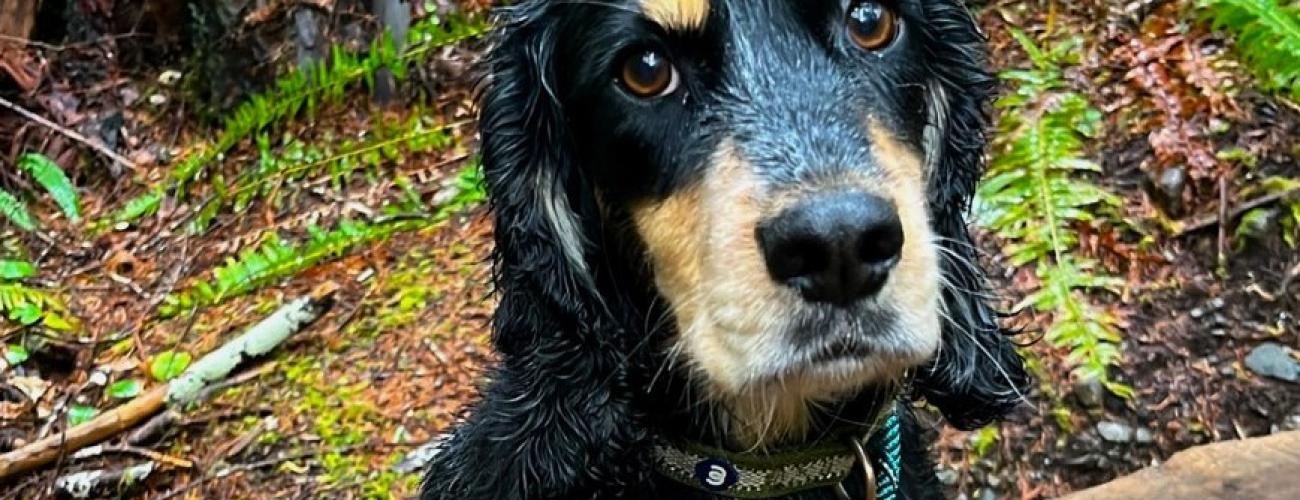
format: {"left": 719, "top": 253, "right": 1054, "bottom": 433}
{"left": 422, "top": 1, "right": 1028, "bottom": 498}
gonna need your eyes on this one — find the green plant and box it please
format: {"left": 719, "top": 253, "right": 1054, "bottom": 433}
{"left": 976, "top": 30, "right": 1132, "bottom": 397}
{"left": 0, "top": 189, "right": 36, "bottom": 232}
{"left": 1238, "top": 176, "right": 1300, "bottom": 247}
{"left": 17, "top": 153, "right": 81, "bottom": 223}
{"left": 1199, "top": 0, "right": 1300, "bottom": 100}
{"left": 101, "top": 15, "right": 487, "bottom": 229}
{"left": 1, "top": 247, "right": 77, "bottom": 332}
{"left": 188, "top": 115, "right": 454, "bottom": 234}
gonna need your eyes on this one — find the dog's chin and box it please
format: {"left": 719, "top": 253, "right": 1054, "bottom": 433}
{"left": 685, "top": 302, "right": 942, "bottom": 403}
{"left": 764, "top": 310, "right": 940, "bottom": 397}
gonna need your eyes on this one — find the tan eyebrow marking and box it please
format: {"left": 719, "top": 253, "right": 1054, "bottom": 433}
{"left": 640, "top": 0, "right": 710, "bottom": 31}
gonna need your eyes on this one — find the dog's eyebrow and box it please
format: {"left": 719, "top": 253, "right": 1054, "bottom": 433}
{"left": 640, "top": 0, "right": 710, "bottom": 31}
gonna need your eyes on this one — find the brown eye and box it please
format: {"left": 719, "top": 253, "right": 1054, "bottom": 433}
{"left": 619, "top": 49, "right": 679, "bottom": 98}
{"left": 846, "top": 1, "right": 898, "bottom": 51}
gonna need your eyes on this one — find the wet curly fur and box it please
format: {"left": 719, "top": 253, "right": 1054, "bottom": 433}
{"left": 421, "top": 1, "right": 1028, "bottom": 498}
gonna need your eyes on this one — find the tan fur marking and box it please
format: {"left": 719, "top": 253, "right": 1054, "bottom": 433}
{"left": 640, "top": 0, "right": 710, "bottom": 30}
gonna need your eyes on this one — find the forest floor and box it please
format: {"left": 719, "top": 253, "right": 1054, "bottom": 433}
{"left": 1, "top": 1, "right": 1298, "bottom": 499}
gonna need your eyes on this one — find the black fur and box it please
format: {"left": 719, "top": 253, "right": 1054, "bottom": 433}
{"left": 422, "top": 1, "right": 1028, "bottom": 498}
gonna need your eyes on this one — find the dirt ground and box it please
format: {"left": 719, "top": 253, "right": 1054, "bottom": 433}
{"left": 1, "top": 1, "right": 1298, "bottom": 499}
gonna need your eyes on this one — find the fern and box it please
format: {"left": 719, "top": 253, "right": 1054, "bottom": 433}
{"left": 100, "top": 15, "right": 488, "bottom": 230}
{"left": 187, "top": 115, "right": 455, "bottom": 234}
{"left": 159, "top": 218, "right": 426, "bottom": 317}
{"left": 1199, "top": 0, "right": 1300, "bottom": 100}
{"left": 0, "top": 190, "right": 35, "bottom": 232}
{"left": 18, "top": 153, "right": 81, "bottom": 222}
{"left": 977, "top": 30, "right": 1132, "bottom": 397}
{"left": 0, "top": 277, "right": 77, "bottom": 332}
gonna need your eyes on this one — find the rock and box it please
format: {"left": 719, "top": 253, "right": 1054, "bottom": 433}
{"left": 936, "top": 468, "right": 959, "bottom": 486}
{"left": 978, "top": 488, "right": 999, "bottom": 500}
{"left": 1190, "top": 307, "right": 1206, "bottom": 320}
{"left": 1074, "top": 377, "right": 1107, "bottom": 408}
{"left": 1148, "top": 167, "right": 1187, "bottom": 217}
{"left": 1208, "top": 297, "right": 1226, "bottom": 310}
{"left": 1135, "top": 428, "right": 1155, "bottom": 444}
{"left": 1098, "top": 421, "right": 1135, "bottom": 443}
{"left": 1211, "top": 313, "right": 1229, "bottom": 328}
{"left": 1210, "top": 328, "right": 1228, "bottom": 338}
{"left": 1244, "top": 343, "right": 1300, "bottom": 383}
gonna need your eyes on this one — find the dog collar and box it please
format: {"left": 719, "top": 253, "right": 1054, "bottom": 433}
{"left": 651, "top": 411, "right": 902, "bottom": 499}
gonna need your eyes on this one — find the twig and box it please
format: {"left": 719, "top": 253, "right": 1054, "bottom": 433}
{"left": 1217, "top": 177, "right": 1229, "bottom": 273}
{"left": 1173, "top": 189, "right": 1299, "bottom": 237}
{"left": 1279, "top": 261, "right": 1300, "bottom": 299}
{"left": 0, "top": 95, "right": 137, "bottom": 171}
{"left": 0, "top": 285, "right": 338, "bottom": 480}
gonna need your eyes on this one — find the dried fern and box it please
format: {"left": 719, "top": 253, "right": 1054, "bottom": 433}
{"left": 977, "top": 30, "right": 1132, "bottom": 397}
{"left": 1199, "top": 0, "right": 1300, "bottom": 100}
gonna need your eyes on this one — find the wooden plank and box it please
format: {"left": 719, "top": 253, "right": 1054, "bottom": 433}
{"left": 1063, "top": 431, "right": 1300, "bottom": 500}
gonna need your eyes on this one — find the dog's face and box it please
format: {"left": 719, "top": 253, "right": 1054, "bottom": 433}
{"left": 478, "top": 0, "right": 1025, "bottom": 448}
{"left": 557, "top": 0, "right": 942, "bottom": 428}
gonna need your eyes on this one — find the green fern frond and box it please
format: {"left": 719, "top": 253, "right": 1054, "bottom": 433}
{"left": 0, "top": 190, "right": 36, "bottom": 232}
{"left": 102, "top": 15, "right": 488, "bottom": 229}
{"left": 160, "top": 217, "right": 427, "bottom": 317}
{"left": 1199, "top": 0, "right": 1300, "bottom": 99}
{"left": 977, "top": 30, "right": 1130, "bottom": 396}
{"left": 18, "top": 153, "right": 81, "bottom": 223}
{"left": 0, "top": 282, "right": 78, "bottom": 331}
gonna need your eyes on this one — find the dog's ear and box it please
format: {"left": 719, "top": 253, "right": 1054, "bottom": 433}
{"left": 421, "top": 3, "right": 646, "bottom": 499}
{"left": 912, "top": 0, "right": 1031, "bottom": 431}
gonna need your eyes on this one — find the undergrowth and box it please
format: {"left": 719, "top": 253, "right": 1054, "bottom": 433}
{"left": 976, "top": 31, "right": 1132, "bottom": 398}
{"left": 1198, "top": 0, "right": 1300, "bottom": 100}
{"left": 159, "top": 163, "right": 485, "bottom": 318}
{"left": 0, "top": 153, "right": 83, "bottom": 332}
{"left": 100, "top": 14, "right": 487, "bottom": 229}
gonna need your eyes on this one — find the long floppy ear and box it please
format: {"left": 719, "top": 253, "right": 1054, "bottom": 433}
{"left": 421, "top": 3, "right": 648, "bottom": 498}
{"left": 912, "top": 0, "right": 1031, "bottom": 431}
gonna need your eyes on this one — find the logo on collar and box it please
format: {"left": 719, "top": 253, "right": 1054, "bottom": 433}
{"left": 693, "top": 458, "right": 739, "bottom": 491}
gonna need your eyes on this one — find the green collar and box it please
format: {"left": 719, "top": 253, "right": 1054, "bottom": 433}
{"left": 651, "top": 410, "right": 903, "bottom": 499}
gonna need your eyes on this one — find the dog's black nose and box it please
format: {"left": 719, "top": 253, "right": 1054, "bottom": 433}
{"left": 757, "top": 192, "right": 904, "bottom": 307}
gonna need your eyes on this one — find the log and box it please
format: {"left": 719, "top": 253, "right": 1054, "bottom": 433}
{"left": 1063, "top": 431, "right": 1300, "bottom": 500}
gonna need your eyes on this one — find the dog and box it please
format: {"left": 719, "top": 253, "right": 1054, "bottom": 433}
{"left": 422, "top": 1, "right": 1029, "bottom": 498}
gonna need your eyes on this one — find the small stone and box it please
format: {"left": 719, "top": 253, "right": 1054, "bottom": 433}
{"left": 1208, "top": 297, "right": 1226, "bottom": 310}
{"left": 1211, "top": 328, "right": 1228, "bottom": 338}
{"left": 978, "top": 489, "right": 998, "bottom": 500}
{"left": 158, "top": 69, "right": 183, "bottom": 86}
{"left": 1212, "top": 313, "right": 1230, "bottom": 327}
{"left": 148, "top": 93, "right": 167, "bottom": 106}
{"left": 1073, "top": 377, "right": 1107, "bottom": 408}
{"left": 1190, "top": 307, "right": 1206, "bottom": 319}
{"left": 1097, "top": 421, "right": 1135, "bottom": 443}
{"left": 1219, "top": 363, "right": 1236, "bottom": 377}
{"left": 986, "top": 475, "right": 1002, "bottom": 488}
{"left": 1135, "top": 428, "right": 1155, "bottom": 444}
{"left": 1148, "top": 167, "right": 1187, "bottom": 217}
{"left": 936, "top": 469, "right": 959, "bottom": 486}
{"left": 1245, "top": 343, "right": 1300, "bottom": 383}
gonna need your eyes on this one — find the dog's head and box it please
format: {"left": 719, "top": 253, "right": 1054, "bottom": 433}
{"left": 480, "top": 0, "right": 1028, "bottom": 446}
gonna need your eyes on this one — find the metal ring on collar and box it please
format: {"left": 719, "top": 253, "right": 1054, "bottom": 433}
{"left": 832, "top": 437, "right": 877, "bottom": 500}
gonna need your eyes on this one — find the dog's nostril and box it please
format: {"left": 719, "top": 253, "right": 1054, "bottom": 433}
{"left": 758, "top": 192, "right": 904, "bottom": 307}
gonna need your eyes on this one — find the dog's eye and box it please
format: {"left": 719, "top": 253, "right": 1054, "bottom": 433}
{"left": 619, "top": 49, "right": 679, "bottom": 98}
{"left": 846, "top": 1, "right": 898, "bottom": 51}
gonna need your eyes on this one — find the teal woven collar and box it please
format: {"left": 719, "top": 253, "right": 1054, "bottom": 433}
{"left": 651, "top": 411, "right": 903, "bottom": 499}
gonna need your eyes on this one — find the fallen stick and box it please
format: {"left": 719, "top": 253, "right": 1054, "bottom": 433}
{"left": 1172, "top": 188, "right": 1300, "bottom": 237}
{"left": 55, "top": 461, "right": 156, "bottom": 499}
{"left": 0, "top": 95, "right": 137, "bottom": 171}
{"left": 0, "top": 283, "right": 338, "bottom": 480}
